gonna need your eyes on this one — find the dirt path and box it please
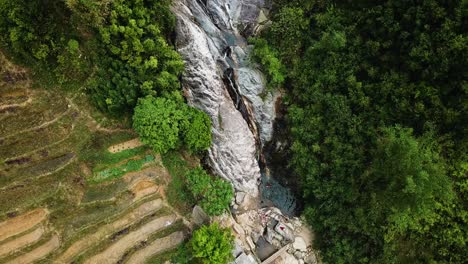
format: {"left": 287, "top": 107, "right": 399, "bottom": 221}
{"left": 0, "top": 97, "right": 32, "bottom": 111}
{"left": 0, "top": 103, "right": 73, "bottom": 141}
{"left": 4, "top": 124, "right": 76, "bottom": 163}
{"left": 55, "top": 199, "right": 163, "bottom": 263}
{"left": 6, "top": 234, "right": 59, "bottom": 264}
{"left": 0, "top": 209, "right": 48, "bottom": 242}
{"left": 126, "top": 231, "right": 184, "bottom": 264}
{"left": 84, "top": 214, "right": 178, "bottom": 264}
{"left": 108, "top": 138, "right": 143, "bottom": 153}
{"left": 1, "top": 151, "right": 77, "bottom": 192}
{"left": 0, "top": 226, "right": 45, "bottom": 258}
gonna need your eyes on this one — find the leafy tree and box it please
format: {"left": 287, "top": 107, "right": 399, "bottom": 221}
{"left": 369, "top": 127, "right": 452, "bottom": 231}
{"left": 181, "top": 107, "right": 212, "bottom": 153}
{"left": 267, "top": 7, "right": 309, "bottom": 62}
{"left": 0, "top": 0, "right": 91, "bottom": 82}
{"left": 0, "top": 0, "right": 69, "bottom": 63}
{"left": 65, "top": 0, "right": 112, "bottom": 28}
{"left": 250, "top": 38, "right": 285, "bottom": 89}
{"left": 188, "top": 223, "right": 234, "bottom": 264}
{"left": 133, "top": 94, "right": 186, "bottom": 153}
{"left": 133, "top": 94, "right": 212, "bottom": 154}
{"left": 186, "top": 167, "right": 233, "bottom": 216}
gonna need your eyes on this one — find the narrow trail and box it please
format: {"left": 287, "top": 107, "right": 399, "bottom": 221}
{"left": 0, "top": 103, "right": 73, "bottom": 141}
{"left": 55, "top": 199, "right": 163, "bottom": 264}
{"left": 0, "top": 97, "right": 32, "bottom": 111}
{"left": 0, "top": 209, "right": 48, "bottom": 243}
{"left": 83, "top": 214, "right": 178, "bottom": 264}
{"left": 0, "top": 139, "right": 77, "bottom": 191}
{"left": 0, "top": 226, "right": 45, "bottom": 257}
{"left": 1, "top": 153, "right": 76, "bottom": 192}
{"left": 4, "top": 122, "right": 76, "bottom": 163}
{"left": 6, "top": 234, "right": 59, "bottom": 264}
{"left": 125, "top": 231, "right": 184, "bottom": 264}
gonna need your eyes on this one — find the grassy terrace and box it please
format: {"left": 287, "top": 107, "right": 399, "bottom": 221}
{"left": 0, "top": 53, "right": 191, "bottom": 263}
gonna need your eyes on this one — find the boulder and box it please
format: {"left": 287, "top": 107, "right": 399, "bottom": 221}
{"left": 271, "top": 238, "right": 282, "bottom": 248}
{"left": 232, "top": 239, "right": 245, "bottom": 258}
{"left": 246, "top": 236, "right": 256, "bottom": 251}
{"left": 236, "top": 192, "right": 247, "bottom": 204}
{"left": 235, "top": 252, "right": 258, "bottom": 264}
{"left": 293, "top": 237, "right": 307, "bottom": 252}
{"left": 294, "top": 250, "right": 305, "bottom": 260}
{"left": 192, "top": 205, "right": 209, "bottom": 226}
{"left": 274, "top": 222, "right": 294, "bottom": 242}
{"left": 304, "top": 253, "right": 319, "bottom": 264}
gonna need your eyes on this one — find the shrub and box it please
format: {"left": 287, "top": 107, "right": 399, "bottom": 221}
{"left": 133, "top": 95, "right": 186, "bottom": 153}
{"left": 249, "top": 38, "right": 285, "bottom": 89}
{"left": 133, "top": 94, "right": 212, "bottom": 154}
{"left": 188, "top": 223, "right": 234, "bottom": 264}
{"left": 181, "top": 107, "right": 212, "bottom": 153}
{"left": 186, "top": 167, "right": 233, "bottom": 216}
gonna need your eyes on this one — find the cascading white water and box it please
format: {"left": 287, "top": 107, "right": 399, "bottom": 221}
{"left": 173, "top": 0, "right": 279, "bottom": 200}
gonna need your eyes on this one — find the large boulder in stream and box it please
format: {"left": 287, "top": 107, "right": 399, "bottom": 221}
{"left": 173, "top": 0, "right": 276, "bottom": 196}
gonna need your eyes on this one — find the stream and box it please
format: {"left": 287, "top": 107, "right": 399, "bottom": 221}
{"left": 173, "top": 0, "right": 297, "bottom": 215}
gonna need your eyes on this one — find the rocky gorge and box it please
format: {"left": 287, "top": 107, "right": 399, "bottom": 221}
{"left": 173, "top": 0, "right": 318, "bottom": 263}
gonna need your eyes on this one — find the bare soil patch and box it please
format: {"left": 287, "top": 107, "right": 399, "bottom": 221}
{"left": 55, "top": 199, "right": 163, "bottom": 263}
{"left": 126, "top": 231, "right": 184, "bottom": 264}
{"left": 6, "top": 234, "right": 59, "bottom": 264}
{"left": 0, "top": 226, "right": 45, "bottom": 257}
{"left": 129, "top": 179, "right": 160, "bottom": 201}
{"left": 0, "top": 209, "right": 48, "bottom": 242}
{"left": 123, "top": 166, "right": 169, "bottom": 185}
{"left": 107, "top": 138, "right": 143, "bottom": 153}
{"left": 84, "top": 214, "right": 178, "bottom": 264}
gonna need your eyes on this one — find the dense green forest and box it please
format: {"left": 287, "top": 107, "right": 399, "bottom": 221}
{"left": 256, "top": 0, "right": 467, "bottom": 263}
{"left": 1, "top": 0, "right": 466, "bottom": 263}
{"left": 0, "top": 0, "right": 211, "bottom": 153}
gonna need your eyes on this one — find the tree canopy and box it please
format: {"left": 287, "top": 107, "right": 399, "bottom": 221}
{"left": 185, "top": 167, "right": 233, "bottom": 216}
{"left": 260, "top": 0, "right": 467, "bottom": 262}
{"left": 90, "top": 0, "right": 184, "bottom": 114}
{"left": 188, "top": 223, "right": 234, "bottom": 264}
{"left": 133, "top": 95, "right": 212, "bottom": 154}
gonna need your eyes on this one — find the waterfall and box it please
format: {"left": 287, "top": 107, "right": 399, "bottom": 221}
{"left": 173, "top": 0, "right": 295, "bottom": 214}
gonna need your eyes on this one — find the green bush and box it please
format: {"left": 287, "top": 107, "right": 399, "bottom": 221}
{"left": 249, "top": 38, "right": 285, "bottom": 89}
{"left": 133, "top": 94, "right": 212, "bottom": 154}
{"left": 133, "top": 94, "right": 186, "bottom": 153}
{"left": 181, "top": 107, "right": 212, "bottom": 153}
{"left": 185, "top": 167, "right": 233, "bottom": 216}
{"left": 188, "top": 223, "right": 234, "bottom": 264}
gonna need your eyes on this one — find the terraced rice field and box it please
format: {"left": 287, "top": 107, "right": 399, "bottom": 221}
{"left": 0, "top": 53, "right": 189, "bottom": 263}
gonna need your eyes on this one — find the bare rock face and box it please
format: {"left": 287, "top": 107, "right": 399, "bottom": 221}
{"left": 173, "top": 0, "right": 277, "bottom": 196}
